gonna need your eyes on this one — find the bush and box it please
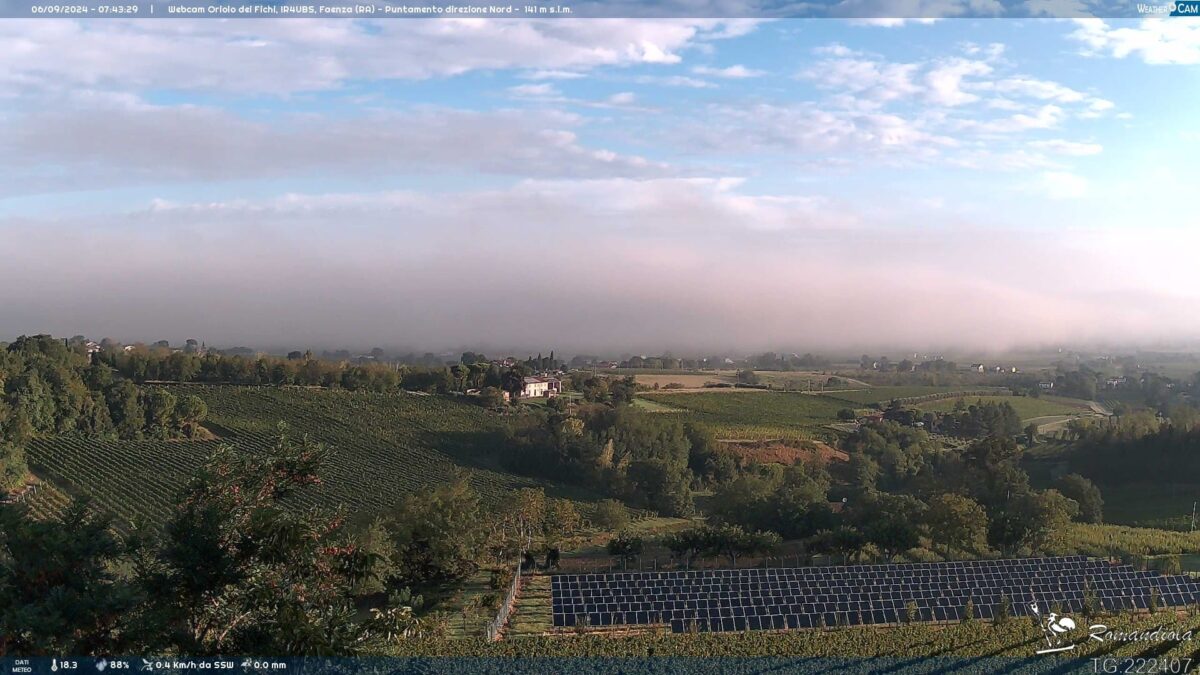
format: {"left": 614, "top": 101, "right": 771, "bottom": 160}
{"left": 592, "top": 499, "right": 630, "bottom": 531}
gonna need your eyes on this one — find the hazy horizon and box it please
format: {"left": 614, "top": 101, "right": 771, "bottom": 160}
{"left": 4, "top": 19, "right": 1199, "bottom": 353}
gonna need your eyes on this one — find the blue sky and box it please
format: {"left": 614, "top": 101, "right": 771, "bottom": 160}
{"left": 1, "top": 18, "right": 1198, "bottom": 352}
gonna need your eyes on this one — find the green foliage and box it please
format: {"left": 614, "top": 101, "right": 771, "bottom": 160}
{"left": 0, "top": 444, "right": 28, "bottom": 491}
{"left": 507, "top": 406, "right": 694, "bottom": 516}
{"left": 591, "top": 499, "right": 630, "bottom": 531}
{"left": 605, "top": 532, "right": 644, "bottom": 566}
{"left": 141, "top": 431, "right": 379, "bottom": 655}
{"left": 708, "top": 462, "right": 832, "bottom": 540}
{"left": 1056, "top": 473, "right": 1104, "bottom": 523}
{"left": 925, "top": 493, "right": 988, "bottom": 559}
{"left": 389, "top": 475, "right": 486, "bottom": 586}
{"left": 0, "top": 498, "right": 141, "bottom": 655}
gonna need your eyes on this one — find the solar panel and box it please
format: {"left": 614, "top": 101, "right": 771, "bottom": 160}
{"left": 552, "top": 555, "right": 1200, "bottom": 634}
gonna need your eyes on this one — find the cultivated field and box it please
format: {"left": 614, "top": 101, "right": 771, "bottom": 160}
{"left": 823, "top": 386, "right": 1010, "bottom": 406}
{"left": 639, "top": 391, "right": 847, "bottom": 441}
{"left": 917, "top": 395, "right": 1093, "bottom": 421}
{"left": 391, "top": 610, "right": 1200, "bottom": 660}
{"left": 25, "top": 385, "right": 582, "bottom": 527}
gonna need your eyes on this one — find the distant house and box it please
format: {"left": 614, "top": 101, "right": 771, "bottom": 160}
{"left": 969, "top": 363, "right": 985, "bottom": 373}
{"left": 1038, "top": 381, "right": 1055, "bottom": 390}
{"left": 521, "top": 376, "right": 561, "bottom": 398}
{"left": 1105, "top": 377, "right": 1127, "bottom": 388}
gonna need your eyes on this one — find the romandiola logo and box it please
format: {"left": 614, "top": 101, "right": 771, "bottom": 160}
{"left": 1028, "top": 601, "right": 1197, "bottom": 656}
{"left": 1031, "top": 602, "right": 1081, "bottom": 655}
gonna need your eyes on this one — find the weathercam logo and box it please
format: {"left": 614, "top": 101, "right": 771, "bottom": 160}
{"left": 1030, "top": 601, "right": 1079, "bottom": 655}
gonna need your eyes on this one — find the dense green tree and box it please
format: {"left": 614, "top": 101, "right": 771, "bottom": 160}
{"left": 0, "top": 499, "right": 142, "bottom": 656}
{"left": 388, "top": 474, "right": 486, "bottom": 586}
{"left": 1056, "top": 473, "right": 1103, "bottom": 524}
{"left": 0, "top": 444, "right": 27, "bottom": 491}
{"left": 141, "top": 431, "right": 380, "bottom": 655}
{"left": 591, "top": 499, "right": 629, "bottom": 531}
{"left": 701, "top": 523, "right": 780, "bottom": 567}
{"left": 925, "top": 493, "right": 989, "bottom": 559}
{"left": 606, "top": 532, "right": 644, "bottom": 569}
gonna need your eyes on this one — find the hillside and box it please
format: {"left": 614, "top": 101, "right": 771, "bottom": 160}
{"left": 25, "top": 385, "right": 588, "bottom": 527}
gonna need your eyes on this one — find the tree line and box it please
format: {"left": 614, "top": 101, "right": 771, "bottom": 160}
{"left": 0, "top": 336, "right": 208, "bottom": 491}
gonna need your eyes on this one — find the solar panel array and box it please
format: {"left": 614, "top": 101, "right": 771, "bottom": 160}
{"left": 551, "top": 556, "right": 1200, "bottom": 633}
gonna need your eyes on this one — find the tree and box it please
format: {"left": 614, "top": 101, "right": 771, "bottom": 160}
{"left": 176, "top": 395, "right": 208, "bottom": 438}
{"left": 141, "top": 430, "right": 379, "bottom": 655}
{"left": 0, "top": 444, "right": 28, "bottom": 492}
{"left": 0, "top": 499, "right": 141, "bottom": 656}
{"left": 987, "top": 490, "right": 1079, "bottom": 556}
{"left": 543, "top": 499, "right": 581, "bottom": 545}
{"left": 1056, "top": 473, "right": 1103, "bottom": 523}
{"left": 925, "top": 493, "right": 988, "bottom": 559}
{"left": 1025, "top": 423, "right": 1039, "bottom": 445}
{"left": 478, "top": 386, "right": 506, "bottom": 408}
{"left": 105, "top": 380, "right": 144, "bottom": 440}
{"left": 837, "top": 408, "right": 857, "bottom": 421}
{"left": 626, "top": 458, "right": 693, "bottom": 517}
{"left": 389, "top": 474, "right": 485, "bottom": 586}
{"left": 501, "top": 369, "right": 525, "bottom": 403}
{"left": 735, "top": 370, "right": 760, "bottom": 385}
{"left": 702, "top": 524, "right": 780, "bottom": 567}
{"left": 662, "top": 528, "right": 708, "bottom": 569}
{"left": 606, "top": 532, "right": 644, "bottom": 569}
{"left": 591, "top": 499, "right": 629, "bottom": 531}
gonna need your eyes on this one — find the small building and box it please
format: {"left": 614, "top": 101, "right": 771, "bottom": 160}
{"left": 1105, "top": 377, "right": 1127, "bottom": 388}
{"left": 969, "top": 363, "right": 985, "bottom": 373}
{"left": 521, "top": 376, "right": 561, "bottom": 398}
{"left": 1038, "top": 381, "right": 1055, "bottom": 390}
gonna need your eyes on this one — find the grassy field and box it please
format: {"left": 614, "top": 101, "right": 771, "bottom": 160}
{"left": 24, "top": 385, "right": 593, "bottom": 528}
{"left": 917, "top": 395, "right": 1092, "bottom": 421}
{"left": 822, "top": 386, "right": 1008, "bottom": 406}
{"left": 639, "top": 391, "right": 847, "bottom": 441}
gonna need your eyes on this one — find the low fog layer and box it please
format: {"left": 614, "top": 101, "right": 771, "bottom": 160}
{"left": 4, "top": 180, "right": 1197, "bottom": 354}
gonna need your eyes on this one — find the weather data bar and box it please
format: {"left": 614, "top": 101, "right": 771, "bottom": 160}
{"left": 5, "top": 0, "right": 1200, "bottom": 17}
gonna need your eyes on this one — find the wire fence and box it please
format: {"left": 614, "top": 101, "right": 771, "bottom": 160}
{"left": 0, "top": 483, "right": 38, "bottom": 505}
{"left": 484, "top": 560, "right": 523, "bottom": 641}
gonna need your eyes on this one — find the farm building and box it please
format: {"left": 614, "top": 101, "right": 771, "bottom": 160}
{"left": 521, "top": 376, "right": 562, "bottom": 398}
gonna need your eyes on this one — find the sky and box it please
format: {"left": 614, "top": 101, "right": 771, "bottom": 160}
{"left": 2, "top": 17, "right": 1199, "bottom": 354}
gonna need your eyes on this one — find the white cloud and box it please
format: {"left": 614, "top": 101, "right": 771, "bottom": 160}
{"left": 803, "top": 56, "right": 922, "bottom": 103}
{"left": 1038, "top": 171, "right": 1089, "bottom": 199}
{"left": 1029, "top": 139, "right": 1103, "bottom": 156}
{"left": 522, "top": 69, "right": 586, "bottom": 80}
{"left": 0, "top": 19, "right": 757, "bottom": 96}
{"left": 848, "top": 18, "right": 941, "bottom": 26}
{"left": 925, "top": 57, "right": 993, "bottom": 106}
{"left": 0, "top": 102, "right": 672, "bottom": 196}
{"left": 507, "top": 83, "right": 559, "bottom": 97}
{"left": 989, "top": 77, "right": 1086, "bottom": 102}
{"left": 691, "top": 64, "right": 766, "bottom": 78}
{"left": 1070, "top": 19, "right": 1200, "bottom": 65}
